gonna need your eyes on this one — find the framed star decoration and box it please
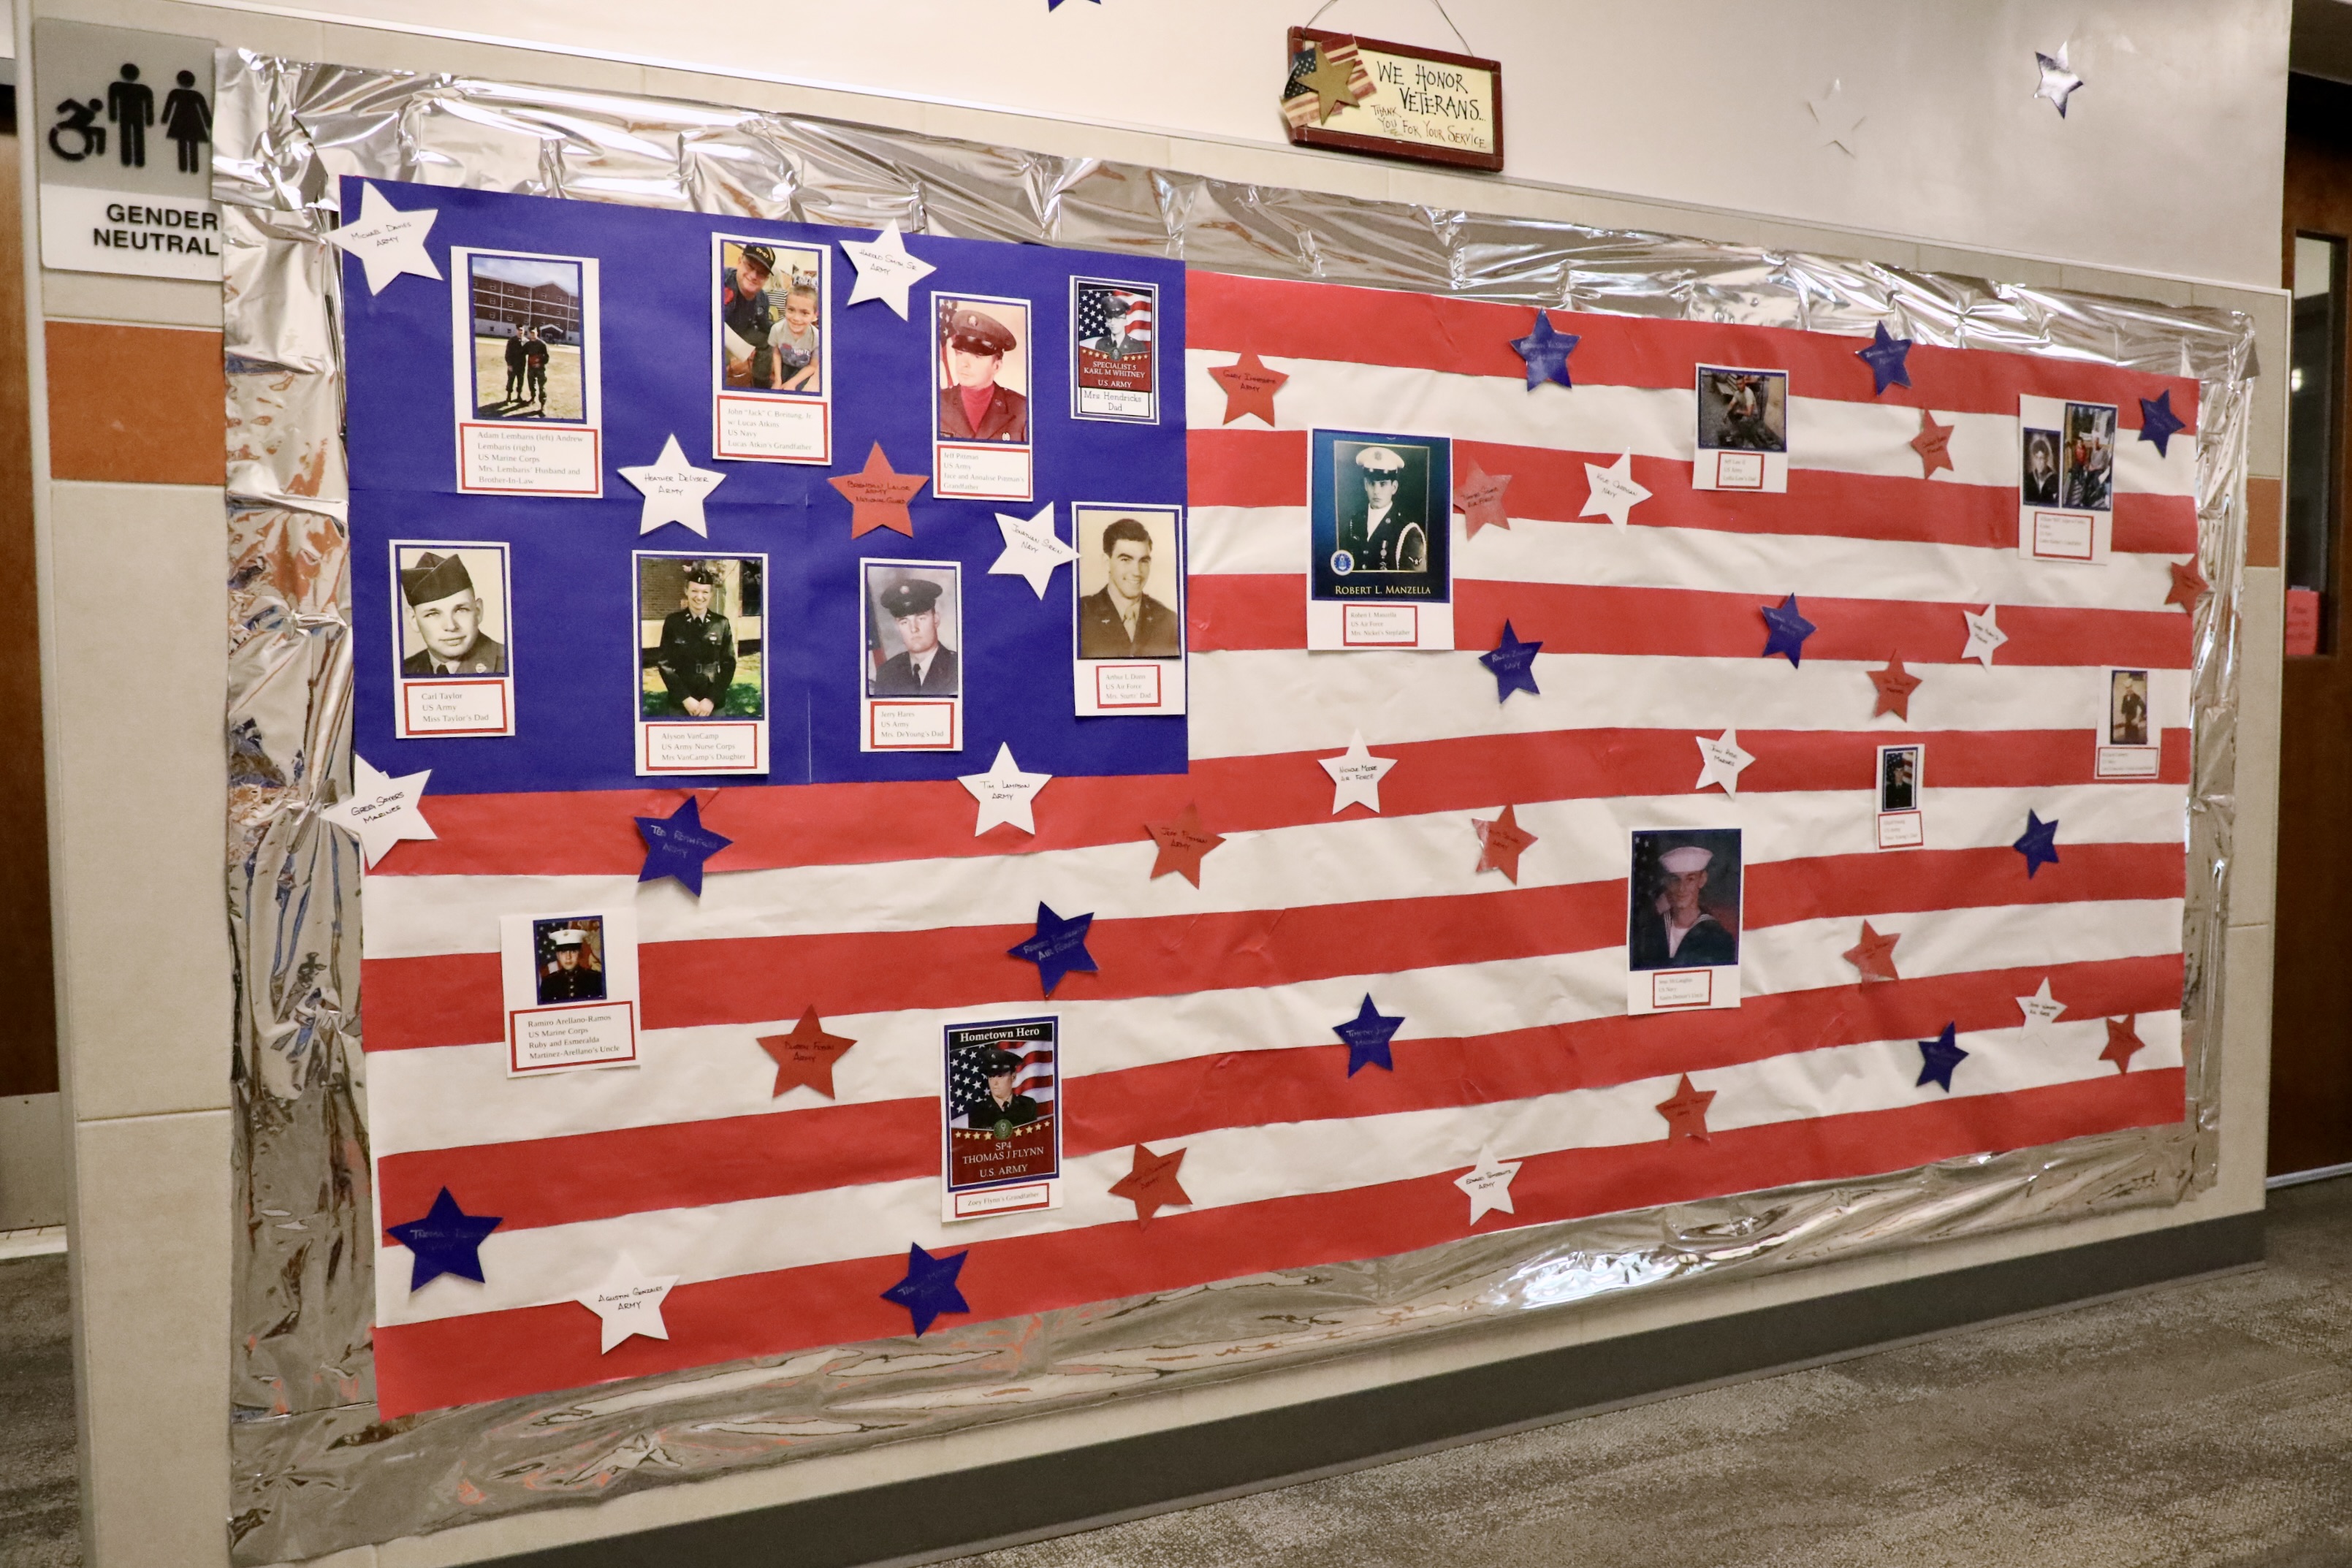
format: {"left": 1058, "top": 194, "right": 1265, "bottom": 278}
{"left": 1282, "top": 28, "right": 1504, "bottom": 173}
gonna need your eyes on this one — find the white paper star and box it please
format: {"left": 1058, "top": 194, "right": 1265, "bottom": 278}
{"left": 1806, "top": 77, "right": 1866, "bottom": 156}
{"left": 325, "top": 182, "right": 443, "bottom": 294}
{"left": 1962, "top": 604, "right": 2009, "bottom": 669}
{"left": 322, "top": 756, "right": 435, "bottom": 869}
{"left": 2034, "top": 44, "right": 2085, "bottom": 118}
{"left": 576, "top": 1254, "right": 678, "bottom": 1354}
{"left": 1319, "top": 731, "right": 1397, "bottom": 815}
{"left": 2016, "top": 978, "right": 2068, "bottom": 1046}
{"left": 987, "top": 503, "right": 1078, "bottom": 598}
{"left": 1580, "top": 453, "right": 1651, "bottom": 530}
{"left": 1455, "top": 1149, "right": 1522, "bottom": 1225}
{"left": 840, "top": 222, "right": 937, "bottom": 319}
{"left": 959, "top": 742, "right": 1052, "bottom": 836}
{"left": 1694, "top": 728, "right": 1755, "bottom": 796}
{"left": 617, "top": 434, "right": 726, "bottom": 537}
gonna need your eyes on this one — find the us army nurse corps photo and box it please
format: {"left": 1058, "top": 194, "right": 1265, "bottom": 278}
{"left": 390, "top": 541, "right": 515, "bottom": 738}
{"left": 633, "top": 553, "right": 771, "bottom": 777}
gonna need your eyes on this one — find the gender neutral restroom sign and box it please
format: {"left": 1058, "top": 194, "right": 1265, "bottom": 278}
{"left": 31, "top": 20, "right": 221, "bottom": 281}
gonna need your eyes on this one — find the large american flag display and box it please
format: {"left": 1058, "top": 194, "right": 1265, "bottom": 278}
{"left": 364, "top": 267, "right": 2195, "bottom": 1417}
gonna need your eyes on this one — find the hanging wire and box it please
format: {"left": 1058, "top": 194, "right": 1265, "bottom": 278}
{"left": 1302, "top": 0, "right": 1475, "bottom": 56}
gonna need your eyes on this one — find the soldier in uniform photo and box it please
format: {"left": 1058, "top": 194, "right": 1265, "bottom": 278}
{"left": 2023, "top": 430, "right": 2061, "bottom": 505}
{"left": 1078, "top": 517, "right": 1181, "bottom": 658}
{"left": 2113, "top": 671, "right": 2150, "bottom": 746}
{"left": 872, "top": 576, "right": 961, "bottom": 696}
{"left": 1881, "top": 749, "right": 1918, "bottom": 812}
{"left": 522, "top": 327, "right": 552, "bottom": 411}
{"left": 399, "top": 552, "right": 505, "bottom": 676}
{"left": 937, "top": 306, "right": 1028, "bottom": 443}
{"left": 503, "top": 327, "right": 530, "bottom": 404}
{"left": 1335, "top": 445, "right": 1428, "bottom": 574}
{"left": 962, "top": 1047, "right": 1040, "bottom": 1131}
{"left": 1081, "top": 292, "right": 1151, "bottom": 358}
{"left": 536, "top": 926, "right": 606, "bottom": 1005}
{"left": 654, "top": 567, "right": 737, "bottom": 718}
{"left": 1629, "top": 844, "right": 1739, "bottom": 970}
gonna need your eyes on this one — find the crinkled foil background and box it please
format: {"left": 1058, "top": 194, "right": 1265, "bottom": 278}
{"left": 216, "top": 52, "right": 2258, "bottom": 1565}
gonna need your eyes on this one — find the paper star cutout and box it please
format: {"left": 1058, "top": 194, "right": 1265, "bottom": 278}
{"left": 1207, "top": 351, "right": 1288, "bottom": 426}
{"left": 1509, "top": 310, "right": 1580, "bottom": 391}
{"left": 1455, "top": 1149, "right": 1523, "bottom": 1225}
{"left": 1011, "top": 902, "right": 1097, "bottom": 995}
{"left": 1805, "top": 77, "right": 1866, "bottom": 157}
{"left": 635, "top": 796, "right": 733, "bottom": 897}
{"left": 2167, "top": 556, "right": 2210, "bottom": 612}
{"left": 1656, "top": 1074, "right": 1717, "bottom": 1141}
{"left": 1320, "top": 731, "right": 1398, "bottom": 814}
{"left": 2013, "top": 810, "right": 2060, "bottom": 878}
{"left": 1694, "top": 728, "right": 1756, "bottom": 795}
{"left": 1962, "top": 604, "right": 2008, "bottom": 668}
{"left": 1857, "top": 322, "right": 1913, "bottom": 395}
{"left": 1108, "top": 1144, "right": 1192, "bottom": 1226}
{"left": 880, "top": 1243, "right": 969, "bottom": 1336}
{"left": 2101, "top": 1015, "right": 2147, "bottom": 1073}
{"left": 1581, "top": 452, "right": 1651, "bottom": 529}
{"left": 1916, "top": 1022, "right": 1968, "bottom": 1092}
{"left": 1455, "top": 460, "right": 1514, "bottom": 535}
{"left": 839, "top": 221, "right": 935, "bottom": 319}
{"left": 1869, "top": 654, "right": 1923, "bottom": 720}
{"left": 577, "top": 1254, "right": 678, "bottom": 1354}
{"left": 1842, "top": 921, "right": 1902, "bottom": 982}
{"left": 1333, "top": 993, "right": 1404, "bottom": 1076}
{"left": 617, "top": 434, "right": 726, "bottom": 537}
{"left": 324, "top": 756, "right": 436, "bottom": 869}
{"left": 385, "top": 1187, "right": 501, "bottom": 1291}
{"left": 1472, "top": 803, "right": 1538, "bottom": 883}
{"left": 1911, "top": 409, "right": 1956, "bottom": 478}
{"left": 959, "top": 743, "right": 1052, "bottom": 836}
{"left": 1046, "top": 0, "right": 1099, "bottom": 8}
{"left": 1760, "top": 593, "right": 1816, "bottom": 666}
{"left": 987, "top": 503, "right": 1077, "bottom": 597}
{"left": 1298, "top": 40, "right": 1358, "bottom": 123}
{"left": 828, "top": 444, "right": 928, "bottom": 538}
{"left": 1480, "top": 620, "right": 1543, "bottom": 702}
{"left": 326, "top": 182, "right": 442, "bottom": 294}
{"left": 2016, "top": 978, "right": 2068, "bottom": 1046}
{"left": 2138, "top": 389, "right": 2186, "bottom": 458}
{"left": 2035, "top": 45, "right": 2085, "bottom": 118}
{"left": 758, "top": 1006, "right": 857, "bottom": 1098}
{"left": 1145, "top": 803, "right": 1224, "bottom": 888}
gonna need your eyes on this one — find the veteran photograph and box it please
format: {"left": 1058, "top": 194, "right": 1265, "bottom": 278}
{"left": 1077, "top": 514, "right": 1182, "bottom": 659}
{"left": 397, "top": 548, "right": 506, "bottom": 677}
{"left": 936, "top": 299, "right": 1030, "bottom": 443}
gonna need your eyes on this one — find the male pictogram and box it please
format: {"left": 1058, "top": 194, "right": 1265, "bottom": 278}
{"left": 107, "top": 63, "right": 152, "bottom": 169}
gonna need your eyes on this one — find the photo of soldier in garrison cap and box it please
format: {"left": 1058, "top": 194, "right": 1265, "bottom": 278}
{"left": 935, "top": 298, "right": 1029, "bottom": 444}
{"left": 396, "top": 547, "right": 506, "bottom": 676}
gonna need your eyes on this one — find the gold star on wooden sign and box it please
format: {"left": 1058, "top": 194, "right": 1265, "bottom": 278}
{"left": 1301, "top": 42, "right": 1358, "bottom": 123}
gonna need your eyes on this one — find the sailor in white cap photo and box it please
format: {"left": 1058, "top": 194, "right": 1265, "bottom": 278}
{"left": 1335, "top": 443, "right": 1430, "bottom": 574}
{"left": 1629, "top": 836, "right": 1740, "bottom": 971}
{"left": 536, "top": 922, "right": 606, "bottom": 1005}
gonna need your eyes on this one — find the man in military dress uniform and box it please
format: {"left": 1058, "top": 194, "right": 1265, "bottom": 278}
{"left": 1078, "top": 517, "right": 1181, "bottom": 658}
{"left": 537, "top": 926, "right": 606, "bottom": 1004}
{"left": 963, "top": 1047, "right": 1040, "bottom": 1131}
{"left": 871, "top": 576, "right": 961, "bottom": 695}
{"left": 1629, "top": 844, "right": 1739, "bottom": 971}
{"left": 937, "top": 305, "right": 1029, "bottom": 443}
{"left": 399, "top": 552, "right": 505, "bottom": 676}
{"left": 1334, "top": 445, "right": 1428, "bottom": 574}
{"left": 654, "top": 567, "right": 737, "bottom": 718}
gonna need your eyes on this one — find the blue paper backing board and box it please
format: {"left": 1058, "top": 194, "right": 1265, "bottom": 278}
{"left": 342, "top": 179, "right": 1190, "bottom": 791}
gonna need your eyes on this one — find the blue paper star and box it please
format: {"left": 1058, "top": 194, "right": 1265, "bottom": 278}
{"left": 1857, "top": 321, "right": 1913, "bottom": 395}
{"left": 1509, "top": 310, "right": 1580, "bottom": 391}
{"left": 2137, "top": 389, "right": 2186, "bottom": 460}
{"left": 1916, "top": 1022, "right": 1968, "bottom": 1092}
{"left": 384, "top": 1187, "right": 503, "bottom": 1291}
{"left": 1010, "top": 902, "right": 1097, "bottom": 996}
{"left": 635, "top": 796, "right": 734, "bottom": 897}
{"left": 1333, "top": 994, "right": 1404, "bottom": 1076}
{"left": 1046, "top": 0, "right": 1099, "bottom": 8}
{"left": 1480, "top": 620, "right": 1543, "bottom": 701}
{"left": 2013, "top": 810, "right": 2060, "bottom": 878}
{"left": 880, "top": 1243, "right": 970, "bottom": 1336}
{"left": 1759, "top": 593, "right": 1816, "bottom": 666}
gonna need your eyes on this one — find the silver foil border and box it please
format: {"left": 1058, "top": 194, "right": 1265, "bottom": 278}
{"left": 216, "top": 52, "right": 2256, "bottom": 1564}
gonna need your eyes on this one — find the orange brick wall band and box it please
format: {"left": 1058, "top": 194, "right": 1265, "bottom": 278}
{"left": 2247, "top": 475, "right": 2282, "bottom": 568}
{"left": 46, "top": 321, "right": 224, "bottom": 486}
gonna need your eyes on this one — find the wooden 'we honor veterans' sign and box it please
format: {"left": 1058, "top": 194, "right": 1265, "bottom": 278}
{"left": 1282, "top": 27, "right": 1502, "bottom": 173}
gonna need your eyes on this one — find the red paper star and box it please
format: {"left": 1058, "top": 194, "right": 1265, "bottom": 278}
{"left": 1842, "top": 920, "right": 1902, "bottom": 982}
{"left": 1206, "top": 352, "right": 1289, "bottom": 427}
{"left": 1869, "top": 654, "right": 1923, "bottom": 721}
{"left": 757, "top": 1006, "right": 857, "bottom": 1098}
{"left": 1656, "top": 1074, "right": 1716, "bottom": 1142}
{"left": 1108, "top": 1143, "right": 1192, "bottom": 1225}
{"left": 827, "top": 443, "right": 928, "bottom": 538}
{"left": 2101, "top": 1015, "right": 2147, "bottom": 1073}
{"left": 1145, "top": 803, "right": 1225, "bottom": 888}
{"left": 1910, "top": 409, "right": 1955, "bottom": 477}
{"left": 2166, "top": 557, "right": 2209, "bottom": 612}
{"left": 1472, "top": 803, "right": 1538, "bottom": 883}
{"left": 1455, "top": 460, "right": 1514, "bottom": 536}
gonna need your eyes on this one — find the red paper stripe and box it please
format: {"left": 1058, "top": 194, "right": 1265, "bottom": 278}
{"left": 373, "top": 954, "right": 2184, "bottom": 1238}
{"left": 1185, "top": 270, "right": 2199, "bottom": 425}
{"left": 362, "top": 842, "right": 2186, "bottom": 1051}
{"left": 372, "top": 1068, "right": 2185, "bottom": 1417}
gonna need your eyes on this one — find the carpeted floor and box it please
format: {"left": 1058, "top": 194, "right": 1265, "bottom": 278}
{"left": 4, "top": 1184, "right": 2350, "bottom": 1568}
